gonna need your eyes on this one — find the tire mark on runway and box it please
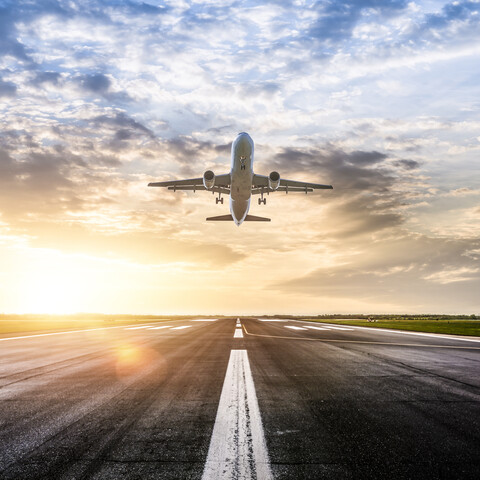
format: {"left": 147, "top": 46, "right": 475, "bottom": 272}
{"left": 0, "top": 333, "right": 170, "bottom": 475}
{"left": 0, "top": 350, "right": 112, "bottom": 389}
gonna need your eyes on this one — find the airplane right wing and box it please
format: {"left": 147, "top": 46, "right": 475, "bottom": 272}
{"left": 252, "top": 174, "right": 332, "bottom": 192}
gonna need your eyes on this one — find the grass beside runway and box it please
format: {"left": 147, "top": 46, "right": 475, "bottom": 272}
{"left": 304, "top": 318, "right": 480, "bottom": 336}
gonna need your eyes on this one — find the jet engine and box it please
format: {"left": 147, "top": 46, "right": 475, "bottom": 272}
{"left": 268, "top": 171, "right": 280, "bottom": 190}
{"left": 203, "top": 170, "right": 215, "bottom": 190}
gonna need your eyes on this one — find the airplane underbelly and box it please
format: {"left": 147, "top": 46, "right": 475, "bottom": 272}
{"left": 230, "top": 171, "right": 251, "bottom": 223}
{"left": 231, "top": 197, "right": 248, "bottom": 219}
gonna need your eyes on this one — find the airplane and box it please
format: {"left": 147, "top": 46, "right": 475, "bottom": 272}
{"left": 148, "top": 132, "right": 333, "bottom": 226}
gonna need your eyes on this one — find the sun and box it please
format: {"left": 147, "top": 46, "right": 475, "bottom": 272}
{"left": 22, "top": 271, "right": 85, "bottom": 314}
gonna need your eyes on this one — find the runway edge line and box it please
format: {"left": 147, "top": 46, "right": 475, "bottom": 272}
{"left": 202, "top": 349, "right": 273, "bottom": 480}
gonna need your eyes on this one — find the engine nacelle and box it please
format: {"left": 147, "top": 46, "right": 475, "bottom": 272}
{"left": 203, "top": 170, "right": 215, "bottom": 190}
{"left": 268, "top": 171, "right": 280, "bottom": 190}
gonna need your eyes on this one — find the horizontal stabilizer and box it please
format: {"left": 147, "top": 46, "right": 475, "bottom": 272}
{"left": 244, "top": 214, "right": 270, "bottom": 222}
{"left": 206, "top": 214, "right": 271, "bottom": 222}
{"left": 206, "top": 214, "right": 234, "bottom": 221}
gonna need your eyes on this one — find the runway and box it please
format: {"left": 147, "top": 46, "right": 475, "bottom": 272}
{"left": 0, "top": 318, "right": 479, "bottom": 479}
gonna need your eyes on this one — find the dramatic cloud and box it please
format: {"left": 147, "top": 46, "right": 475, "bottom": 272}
{"left": 0, "top": 0, "right": 479, "bottom": 314}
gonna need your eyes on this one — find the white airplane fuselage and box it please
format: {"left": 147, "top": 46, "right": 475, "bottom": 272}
{"left": 230, "top": 132, "right": 254, "bottom": 225}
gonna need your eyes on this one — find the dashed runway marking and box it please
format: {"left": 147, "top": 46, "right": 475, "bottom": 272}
{"left": 171, "top": 326, "right": 192, "bottom": 330}
{"left": 285, "top": 326, "right": 307, "bottom": 331}
{"left": 234, "top": 328, "right": 244, "bottom": 338}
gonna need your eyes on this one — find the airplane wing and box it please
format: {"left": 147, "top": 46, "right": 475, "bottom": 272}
{"left": 252, "top": 174, "right": 333, "bottom": 192}
{"left": 148, "top": 177, "right": 204, "bottom": 187}
{"left": 148, "top": 173, "right": 231, "bottom": 190}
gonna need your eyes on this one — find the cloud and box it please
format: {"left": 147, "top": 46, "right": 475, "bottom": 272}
{"left": 160, "top": 136, "right": 231, "bottom": 176}
{"left": 422, "top": 0, "right": 480, "bottom": 32}
{"left": 274, "top": 234, "right": 480, "bottom": 309}
{"left": 271, "top": 146, "right": 395, "bottom": 193}
{"left": 0, "top": 78, "right": 16, "bottom": 97}
{"left": 24, "top": 222, "right": 245, "bottom": 268}
{"left": 0, "top": 3, "right": 32, "bottom": 62}
{"left": 75, "top": 73, "right": 132, "bottom": 102}
{"left": 78, "top": 73, "right": 111, "bottom": 93}
{"left": 1, "top": 0, "right": 480, "bottom": 314}
{"left": 309, "top": 0, "right": 408, "bottom": 44}
{"left": 31, "top": 71, "right": 61, "bottom": 86}
{"left": 394, "top": 159, "right": 420, "bottom": 170}
{"left": 93, "top": 112, "right": 155, "bottom": 139}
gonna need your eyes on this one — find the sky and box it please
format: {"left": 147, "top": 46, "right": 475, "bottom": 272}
{"left": 0, "top": 0, "right": 479, "bottom": 315}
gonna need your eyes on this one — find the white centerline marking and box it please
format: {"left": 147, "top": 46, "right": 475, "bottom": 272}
{"left": 234, "top": 329, "right": 244, "bottom": 338}
{"left": 171, "top": 326, "right": 192, "bottom": 330}
{"left": 125, "top": 325, "right": 153, "bottom": 330}
{"left": 306, "top": 326, "right": 329, "bottom": 330}
{"left": 147, "top": 326, "right": 172, "bottom": 330}
{"left": 202, "top": 350, "right": 272, "bottom": 480}
{"left": 191, "top": 319, "right": 218, "bottom": 322}
{"left": 285, "top": 326, "right": 307, "bottom": 331}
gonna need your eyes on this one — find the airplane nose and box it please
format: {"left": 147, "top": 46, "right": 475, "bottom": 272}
{"left": 236, "top": 133, "right": 252, "bottom": 152}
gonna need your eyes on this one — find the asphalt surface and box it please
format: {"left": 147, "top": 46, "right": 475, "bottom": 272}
{"left": 0, "top": 318, "right": 479, "bottom": 479}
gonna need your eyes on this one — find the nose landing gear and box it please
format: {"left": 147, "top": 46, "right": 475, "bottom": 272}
{"left": 216, "top": 193, "right": 224, "bottom": 204}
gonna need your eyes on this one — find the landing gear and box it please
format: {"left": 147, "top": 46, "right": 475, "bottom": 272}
{"left": 258, "top": 191, "right": 266, "bottom": 205}
{"left": 216, "top": 193, "right": 224, "bottom": 204}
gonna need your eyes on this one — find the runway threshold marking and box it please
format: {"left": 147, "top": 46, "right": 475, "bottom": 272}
{"left": 243, "top": 325, "right": 480, "bottom": 349}
{"left": 321, "top": 325, "right": 354, "bottom": 331}
{"left": 307, "top": 322, "right": 480, "bottom": 342}
{"left": 202, "top": 350, "right": 272, "bottom": 480}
